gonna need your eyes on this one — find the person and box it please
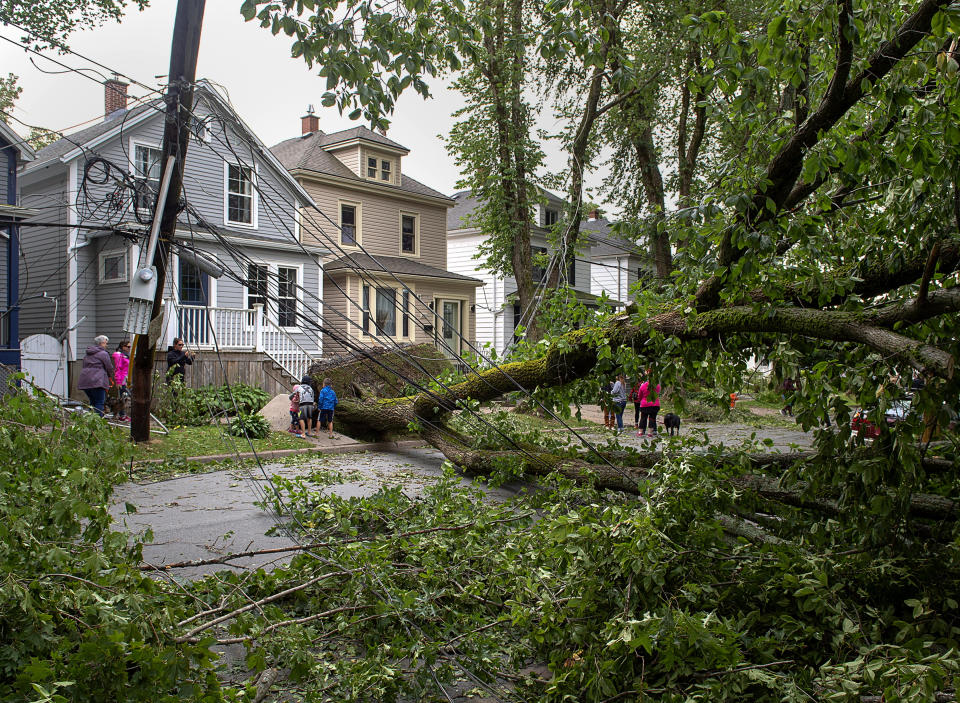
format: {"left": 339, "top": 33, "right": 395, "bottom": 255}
{"left": 780, "top": 377, "right": 796, "bottom": 416}
{"left": 77, "top": 334, "right": 114, "bottom": 417}
{"left": 110, "top": 340, "right": 131, "bottom": 421}
{"left": 630, "top": 376, "right": 644, "bottom": 428}
{"left": 287, "top": 382, "right": 302, "bottom": 437}
{"left": 307, "top": 376, "right": 321, "bottom": 435}
{"left": 166, "top": 337, "right": 193, "bottom": 386}
{"left": 636, "top": 368, "right": 661, "bottom": 438}
{"left": 317, "top": 377, "right": 339, "bottom": 439}
{"left": 296, "top": 375, "right": 315, "bottom": 438}
{"left": 611, "top": 373, "right": 628, "bottom": 434}
{"left": 599, "top": 380, "right": 615, "bottom": 430}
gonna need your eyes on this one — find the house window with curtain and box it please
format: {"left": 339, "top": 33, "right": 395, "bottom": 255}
{"left": 401, "top": 213, "right": 417, "bottom": 254}
{"left": 133, "top": 144, "right": 162, "bottom": 213}
{"left": 227, "top": 164, "right": 254, "bottom": 225}
{"left": 278, "top": 267, "right": 298, "bottom": 328}
{"left": 341, "top": 203, "right": 357, "bottom": 246}
{"left": 375, "top": 288, "right": 397, "bottom": 336}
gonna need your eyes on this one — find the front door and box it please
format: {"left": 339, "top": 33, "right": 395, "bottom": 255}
{"left": 177, "top": 259, "right": 211, "bottom": 346}
{"left": 438, "top": 300, "right": 461, "bottom": 359}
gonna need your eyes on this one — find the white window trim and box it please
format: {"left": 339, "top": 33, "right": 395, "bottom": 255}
{"left": 355, "top": 278, "right": 415, "bottom": 342}
{"left": 98, "top": 247, "right": 129, "bottom": 284}
{"left": 276, "top": 263, "right": 304, "bottom": 333}
{"left": 243, "top": 262, "right": 304, "bottom": 333}
{"left": 398, "top": 211, "right": 420, "bottom": 257}
{"left": 338, "top": 199, "right": 362, "bottom": 249}
{"left": 223, "top": 161, "right": 259, "bottom": 229}
{"left": 128, "top": 138, "right": 162, "bottom": 217}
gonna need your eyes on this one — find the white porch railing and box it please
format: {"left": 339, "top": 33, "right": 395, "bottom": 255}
{"left": 165, "top": 300, "right": 316, "bottom": 381}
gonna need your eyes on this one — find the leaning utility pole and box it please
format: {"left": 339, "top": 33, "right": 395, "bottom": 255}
{"left": 129, "top": 0, "right": 205, "bottom": 442}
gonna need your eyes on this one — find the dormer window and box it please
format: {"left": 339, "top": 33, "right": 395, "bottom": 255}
{"left": 367, "top": 157, "right": 377, "bottom": 179}
{"left": 544, "top": 208, "right": 559, "bottom": 227}
{"left": 380, "top": 159, "right": 391, "bottom": 182}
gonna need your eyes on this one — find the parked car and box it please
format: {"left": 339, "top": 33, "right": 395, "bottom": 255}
{"left": 851, "top": 398, "right": 912, "bottom": 438}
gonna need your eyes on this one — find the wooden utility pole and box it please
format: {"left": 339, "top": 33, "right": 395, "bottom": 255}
{"left": 130, "top": 0, "right": 205, "bottom": 442}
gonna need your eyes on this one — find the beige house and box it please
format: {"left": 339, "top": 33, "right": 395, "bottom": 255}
{"left": 272, "top": 113, "right": 480, "bottom": 359}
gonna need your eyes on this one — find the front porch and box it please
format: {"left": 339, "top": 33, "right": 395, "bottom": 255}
{"left": 162, "top": 300, "right": 319, "bottom": 382}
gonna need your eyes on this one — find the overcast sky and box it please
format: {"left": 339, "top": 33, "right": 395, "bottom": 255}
{"left": 0, "top": 0, "right": 478, "bottom": 194}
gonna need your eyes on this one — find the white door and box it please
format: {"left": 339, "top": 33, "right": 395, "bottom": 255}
{"left": 21, "top": 333, "right": 67, "bottom": 397}
{"left": 438, "top": 300, "right": 462, "bottom": 359}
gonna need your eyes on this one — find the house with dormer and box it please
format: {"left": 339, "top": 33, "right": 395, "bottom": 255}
{"left": 18, "top": 79, "right": 321, "bottom": 396}
{"left": 272, "top": 113, "right": 480, "bottom": 359}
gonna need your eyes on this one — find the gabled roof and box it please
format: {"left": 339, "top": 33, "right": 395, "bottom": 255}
{"left": 26, "top": 100, "right": 158, "bottom": 172}
{"left": 271, "top": 130, "right": 450, "bottom": 202}
{"left": 448, "top": 190, "right": 645, "bottom": 260}
{"left": 0, "top": 120, "right": 36, "bottom": 162}
{"left": 325, "top": 252, "right": 482, "bottom": 284}
{"left": 22, "top": 81, "right": 315, "bottom": 208}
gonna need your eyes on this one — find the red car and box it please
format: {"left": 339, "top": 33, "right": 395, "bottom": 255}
{"left": 851, "top": 399, "right": 912, "bottom": 438}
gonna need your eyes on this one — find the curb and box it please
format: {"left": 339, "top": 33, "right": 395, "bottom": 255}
{"left": 134, "top": 439, "right": 431, "bottom": 466}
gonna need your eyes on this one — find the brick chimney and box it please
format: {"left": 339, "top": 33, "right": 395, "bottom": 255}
{"left": 104, "top": 77, "right": 128, "bottom": 118}
{"left": 301, "top": 105, "right": 319, "bottom": 135}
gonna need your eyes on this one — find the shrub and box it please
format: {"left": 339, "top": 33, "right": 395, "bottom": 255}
{"left": 226, "top": 412, "right": 271, "bottom": 439}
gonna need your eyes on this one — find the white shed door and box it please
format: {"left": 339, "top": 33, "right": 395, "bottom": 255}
{"left": 21, "top": 334, "right": 67, "bottom": 398}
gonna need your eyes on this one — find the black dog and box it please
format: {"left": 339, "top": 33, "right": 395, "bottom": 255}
{"left": 662, "top": 413, "right": 681, "bottom": 436}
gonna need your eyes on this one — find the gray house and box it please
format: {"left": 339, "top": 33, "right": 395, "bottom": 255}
{"left": 18, "top": 79, "right": 323, "bottom": 395}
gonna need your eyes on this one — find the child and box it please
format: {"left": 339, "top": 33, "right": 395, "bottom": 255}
{"left": 317, "top": 378, "right": 338, "bottom": 439}
{"left": 296, "top": 375, "right": 315, "bottom": 438}
{"left": 288, "top": 383, "right": 302, "bottom": 437}
{"left": 110, "top": 340, "right": 131, "bottom": 421}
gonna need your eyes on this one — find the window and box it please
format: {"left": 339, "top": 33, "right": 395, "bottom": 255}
{"left": 567, "top": 259, "right": 576, "bottom": 286}
{"left": 226, "top": 164, "right": 255, "bottom": 225}
{"left": 190, "top": 114, "right": 211, "bottom": 142}
{"left": 401, "top": 213, "right": 417, "bottom": 254}
{"left": 99, "top": 249, "right": 128, "bottom": 283}
{"left": 340, "top": 203, "right": 358, "bottom": 246}
{"left": 531, "top": 246, "right": 548, "bottom": 282}
{"left": 246, "top": 264, "right": 267, "bottom": 323}
{"left": 362, "top": 285, "right": 370, "bottom": 334}
{"left": 367, "top": 157, "right": 378, "bottom": 178}
{"left": 380, "top": 159, "right": 391, "bottom": 181}
{"left": 278, "top": 267, "right": 298, "bottom": 328}
{"left": 402, "top": 290, "right": 410, "bottom": 337}
{"left": 133, "top": 144, "right": 162, "bottom": 213}
{"left": 361, "top": 285, "right": 400, "bottom": 337}
{"left": 374, "top": 288, "right": 397, "bottom": 335}
{"left": 544, "top": 208, "right": 559, "bottom": 227}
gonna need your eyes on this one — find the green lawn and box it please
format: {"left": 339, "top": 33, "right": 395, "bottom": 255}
{"left": 130, "top": 424, "right": 311, "bottom": 461}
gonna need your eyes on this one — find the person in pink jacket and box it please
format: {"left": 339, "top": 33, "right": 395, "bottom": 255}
{"left": 110, "top": 340, "right": 131, "bottom": 421}
{"left": 636, "top": 368, "right": 661, "bottom": 438}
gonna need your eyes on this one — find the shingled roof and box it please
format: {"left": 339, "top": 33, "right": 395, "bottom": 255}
{"left": 325, "top": 252, "right": 482, "bottom": 284}
{"left": 272, "top": 129, "right": 451, "bottom": 202}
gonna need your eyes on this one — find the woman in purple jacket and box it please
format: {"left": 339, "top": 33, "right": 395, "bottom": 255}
{"left": 77, "top": 335, "right": 114, "bottom": 417}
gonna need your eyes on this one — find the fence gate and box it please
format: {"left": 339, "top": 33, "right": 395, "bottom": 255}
{"left": 21, "top": 334, "right": 67, "bottom": 398}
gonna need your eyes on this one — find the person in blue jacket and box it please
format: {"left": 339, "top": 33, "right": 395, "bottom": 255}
{"left": 317, "top": 377, "right": 339, "bottom": 439}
